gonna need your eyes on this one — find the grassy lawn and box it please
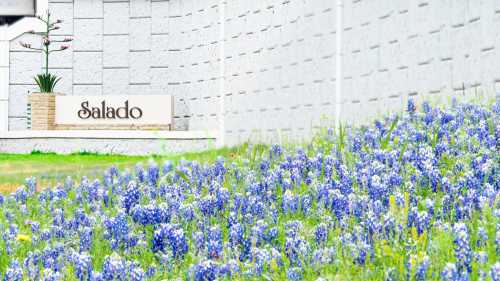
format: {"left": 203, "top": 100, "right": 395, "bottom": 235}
{"left": 0, "top": 146, "right": 248, "bottom": 193}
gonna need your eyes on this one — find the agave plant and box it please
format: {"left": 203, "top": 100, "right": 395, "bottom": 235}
{"left": 19, "top": 10, "right": 72, "bottom": 93}
{"left": 34, "top": 73, "right": 61, "bottom": 93}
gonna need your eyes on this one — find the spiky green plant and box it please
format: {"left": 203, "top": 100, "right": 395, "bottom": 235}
{"left": 34, "top": 73, "right": 61, "bottom": 93}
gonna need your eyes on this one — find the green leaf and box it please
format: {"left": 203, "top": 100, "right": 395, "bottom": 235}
{"left": 33, "top": 73, "right": 61, "bottom": 93}
{"left": 381, "top": 116, "right": 399, "bottom": 150}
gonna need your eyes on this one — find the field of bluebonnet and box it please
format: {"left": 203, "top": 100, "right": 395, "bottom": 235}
{"left": 0, "top": 98, "right": 499, "bottom": 281}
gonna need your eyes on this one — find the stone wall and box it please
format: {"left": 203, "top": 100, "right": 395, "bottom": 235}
{"left": 339, "top": 0, "right": 500, "bottom": 126}
{"left": 7, "top": 0, "right": 500, "bottom": 145}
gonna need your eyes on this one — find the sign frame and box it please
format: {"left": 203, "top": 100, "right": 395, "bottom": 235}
{"left": 55, "top": 95, "right": 174, "bottom": 128}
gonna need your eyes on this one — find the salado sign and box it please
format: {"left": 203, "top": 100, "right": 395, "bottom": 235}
{"left": 55, "top": 95, "right": 173, "bottom": 126}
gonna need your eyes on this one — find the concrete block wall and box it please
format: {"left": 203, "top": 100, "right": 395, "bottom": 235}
{"left": 223, "top": 0, "right": 337, "bottom": 145}
{"left": 7, "top": 0, "right": 500, "bottom": 145}
{"left": 340, "top": 0, "right": 500, "bottom": 125}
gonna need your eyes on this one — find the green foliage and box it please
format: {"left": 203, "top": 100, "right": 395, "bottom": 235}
{"left": 34, "top": 73, "right": 61, "bottom": 93}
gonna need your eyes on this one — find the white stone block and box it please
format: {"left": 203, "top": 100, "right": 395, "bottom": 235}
{"left": 49, "top": 68, "right": 73, "bottom": 95}
{"left": 0, "top": 69, "right": 8, "bottom": 102}
{"left": 73, "top": 52, "right": 102, "bottom": 84}
{"left": 74, "top": 19, "right": 103, "bottom": 51}
{"left": 103, "top": 35, "right": 129, "bottom": 68}
{"left": 9, "top": 52, "right": 41, "bottom": 84}
{"left": 0, "top": 41, "right": 8, "bottom": 67}
{"left": 151, "top": 34, "right": 169, "bottom": 66}
{"left": 7, "top": 117, "right": 27, "bottom": 131}
{"left": 8, "top": 85, "right": 32, "bottom": 117}
{"left": 130, "top": 51, "right": 151, "bottom": 84}
{"left": 130, "top": 18, "right": 151, "bottom": 51}
{"left": 49, "top": 2, "right": 73, "bottom": 35}
{"left": 129, "top": 84, "right": 151, "bottom": 95}
{"left": 151, "top": 1, "right": 169, "bottom": 34}
{"left": 73, "top": 84, "right": 102, "bottom": 96}
{"left": 74, "top": 0, "right": 103, "bottom": 19}
{"left": 104, "top": 2, "right": 130, "bottom": 35}
{"left": 150, "top": 68, "right": 169, "bottom": 94}
{"left": 451, "top": 1, "right": 466, "bottom": 27}
{"left": 130, "top": 0, "right": 151, "bottom": 18}
{"left": 103, "top": 68, "right": 129, "bottom": 95}
{"left": 0, "top": 100, "right": 8, "bottom": 132}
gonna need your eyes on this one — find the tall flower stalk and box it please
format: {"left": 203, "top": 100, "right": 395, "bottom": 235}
{"left": 19, "top": 11, "right": 72, "bottom": 93}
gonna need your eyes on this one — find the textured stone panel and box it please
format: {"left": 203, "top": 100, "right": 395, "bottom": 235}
{"left": 103, "top": 68, "right": 129, "bottom": 95}
{"left": 130, "top": 51, "right": 150, "bottom": 84}
{"left": 73, "top": 52, "right": 102, "bottom": 84}
{"left": 50, "top": 68, "right": 73, "bottom": 95}
{"left": 151, "top": 1, "right": 169, "bottom": 34}
{"left": 49, "top": 2, "right": 74, "bottom": 35}
{"left": 131, "top": 0, "right": 151, "bottom": 18}
{"left": 74, "top": 0, "right": 103, "bottom": 19}
{"left": 103, "top": 35, "right": 129, "bottom": 67}
{"left": 9, "top": 52, "right": 41, "bottom": 84}
{"left": 74, "top": 19, "right": 103, "bottom": 51}
{"left": 73, "top": 84, "right": 102, "bottom": 96}
{"left": 130, "top": 18, "right": 151, "bottom": 51}
{"left": 8, "top": 85, "right": 32, "bottom": 117}
{"left": 104, "top": 2, "right": 130, "bottom": 35}
{"left": 7, "top": 117, "right": 27, "bottom": 131}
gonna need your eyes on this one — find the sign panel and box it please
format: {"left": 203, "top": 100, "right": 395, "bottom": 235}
{"left": 0, "top": 0, "right": 35, "bottom": 16}
{"left": 55, "top": 95, "right": 173, "bottom": 126}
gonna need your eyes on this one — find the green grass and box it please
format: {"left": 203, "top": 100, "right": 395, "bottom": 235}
{"left": 0, "top": 146, "right": 254, "bottom": 192}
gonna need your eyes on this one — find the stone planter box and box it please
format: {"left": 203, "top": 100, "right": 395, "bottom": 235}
{"left": 28, "top": 93, "right": 63, "bottom": 130}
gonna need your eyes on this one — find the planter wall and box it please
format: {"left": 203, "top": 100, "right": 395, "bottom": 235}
{"left": 28, "top": 92, "right": 62, "bottom": 130}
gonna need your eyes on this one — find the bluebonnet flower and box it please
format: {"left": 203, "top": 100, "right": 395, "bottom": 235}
{"left": 491, "top": 262, "right": 500, "bottom": 281}
{"left": 191, "top": 260, "right": 218, "bottom": 281}
{"left": 4, "top": 260, "right": 23, "bottom": 281}
{"left": 207, "top": 226, "right": 223, "bottom": 259}
{"left": 287, "top": 267, "right": 303, "bottom": 281}
{"left": 301, "top": 194, "right": 312, "bottom": 215}
{"left": 415, "top": 256, "right": 430, "bottom": 281}
{"left": 147, "top": 160, "right": 159, "bottom": 186}
{"left": 14, "top": 187, "right": 28, "bottom": 204}
{"left": 453, "top": 223, "right": 472, "bottom": 274}
{"left": 441, "top": 263, "right": 459, "bottom": 281}
{"left": 229, "top": 223, "right": 244, "bottom": 246}
{"left": 193, "top": 231, "right": 205, "bottom": 252}
{"left": 162, "top": 160, "right": 173, "bottom": 174}
{"left": 416, "top": 211, "right": 430, "bottom": 235}
{"left": 314, "top": 223, "right": 328, "bottom": 245}
{"left": 153, "top": 224, "right": 188, "bottom": 258}
{"left": 135, "top": 163, "right": 145, "bottom": 183}
{"left": 129, "top": 264, "right": 145, "bottom": 281}
{"left": 476, "top": 227, "right": 488, "bottom": 247}
{"left": 282, "top": 189, "right": 299, "bottom": 214}
{"left": 253, "top": 248, "right": 270, "bottom": 274}
{"left": 71, "top": 251, "right": 92, "bottom": 281}
{"left": 79, "top": 227, "right": 93, "bottom": 252}
{"left": 102, "top": 253, "right": 126, "bottom": 280}
{"left": 41, "top": 269, "right": 62, "bottom": 281}
{"left": 122, "top": 181, "right": 140, "bottom": 213}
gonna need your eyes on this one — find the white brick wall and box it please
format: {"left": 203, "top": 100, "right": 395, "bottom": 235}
{"left": 6, "top": 0, "right": 500, "bottom": 146}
